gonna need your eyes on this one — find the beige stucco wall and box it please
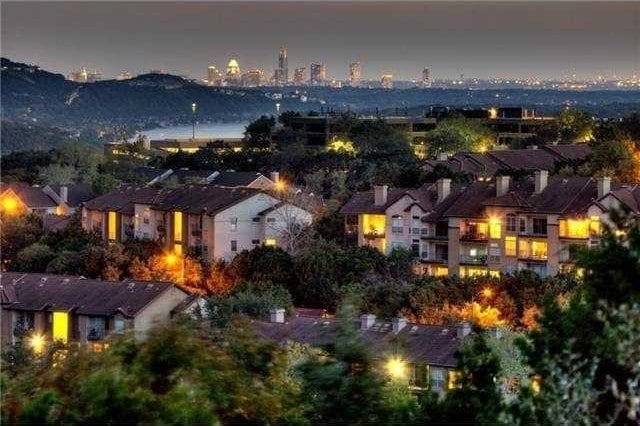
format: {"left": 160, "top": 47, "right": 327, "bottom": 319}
{"left": 133, "top": 286, "right": 189, "bottom": 336}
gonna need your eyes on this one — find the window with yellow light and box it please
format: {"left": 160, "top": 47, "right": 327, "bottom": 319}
{"left": 559, "top": 218, "right": 589, "bottom": 239}
{"left": 52, "top": 312, "right": 69, "bottom": 344}
{"left": 505, "top": 236, "right": 517, "bottom": 257}
{"left": 589, "top": 216, "right": 601, "bottom": 236}
{"left": 489, "top": 218, "right": 501, "bottom": 239}
{"left": 173, "top": 211, "right": 183, "bottom": 242}
{"left": 432, "top": 266, "right": 448, "bottom": 277}
{"left": 107, "top": 211, "right": 117, "bottom": 241}
{"left": 265, "top": 238, "right": 277, "bottom": 247}
{"left": 531, "top": 241, "right": 547, "bottom": 259}
{"left": 361, "top": 214, "right": 386, "bottom": 237}
{"left": 447, "top": 371, "right": 461, "bottom": 390}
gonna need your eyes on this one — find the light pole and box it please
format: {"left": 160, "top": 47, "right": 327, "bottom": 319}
{"left": 191, "top": 102, "right": 197, "bottom": 139}
{"left": 471, "top": 286, "right": 494, "bottom": 326}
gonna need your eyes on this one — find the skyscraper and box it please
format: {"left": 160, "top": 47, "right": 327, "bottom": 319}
{"left": 276, "top": 46, "right": 288, "bottom": 85}
{"left": 422, "top": 67, "right": 432, "bottom": 88}
{"left": 242, "top": 69, "right": 264, "bottom": 87}
{"left": 310, "top": 62, "right": 326, "bottom": 85}
{"left": 207, "top": 65, "right": 223, "bottom": 86}
{"left": 293, "top": 67, "right": 306, "bottom": 85}
{"left": 349, "top": 61, "right": 362, "bottom": 86}
{"left": 380, "top": 73, "right": 394, "bottom": 89}
{"left": 226, "top": 58, "right": 241, "bottom": 85}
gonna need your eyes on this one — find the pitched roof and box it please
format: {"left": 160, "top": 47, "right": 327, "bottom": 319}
{"left": 0, "top": 272, "right": 185, "bottom": 318}
{"left": 169, "top": 169, "right": 216, "bottom": 184}
{"left": 0, "top": 183, "right": 58, "bottom": 208}
{"left": 339, "top": 186, "right": 437, "bottom": 215}
{"left": 152, "top": 185, "right": 260, "bottom": 214}
{"left": 211, "top": 171, "right": 267, "bottom": 187}
{"left": 253, "top": 316, "right": 463, "bottom": 367}
{"left": 82, "top": 186, "right": 169, "bottom": 215}
{"left": 49, "top": 183, "right": 96, "bottom": 207}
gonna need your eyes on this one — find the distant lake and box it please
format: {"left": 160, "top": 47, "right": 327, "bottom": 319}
{"left": 135, "top": 122, "right": 249, "bottom": 140}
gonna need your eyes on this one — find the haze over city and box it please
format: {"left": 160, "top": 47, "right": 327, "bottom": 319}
{"left": 2, "top": 1, "right": 639, "bottom": 81}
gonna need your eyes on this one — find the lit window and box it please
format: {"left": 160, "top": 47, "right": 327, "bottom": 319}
{"left": 265, "top": 238, "right": 277, "bottom": 247}
{"left": 230, "top": 217, "right": 238, "bottom": 231}
{"left": 489, "top": 218, "right": 501, "bottom": 239}
{"left": 107, "top": 211, "right": 117, "bottom": 241}
{"left": 489, "top": 270, "right": 500, "bottom": 278}
{"left": 173, "top": 243, "right": 182, "bottom": 255}
{"left": 589, "top": 216, "right": 601, "bottom": 236}
{"left": 173, "top": 211, "right": 183, "bottom": 242}
{"left": 362, "top": 214, "right": 386, "bottom": 237}
{"left": 391, "top": 215, "right": 403, "bottom": 234}
{"left": 559, "top": 219, "right": 589, "bottom": 239}
{"left": 448, "top": 371, "right": 461, "bottom": 390}
{"left": 230, "top": 240, "right": 237, "bottom": 252}
{"left": 52, "top": 312, "right": 69, "bottom": 344}
{"left": 505, "top": 236, "right": 517, "bottom": 256}
{"left": 433, "top": 266, "right": 448, "bottom": 277}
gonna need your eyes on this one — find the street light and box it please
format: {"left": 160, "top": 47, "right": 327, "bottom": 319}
{"left": 191, "top": 102, "right": 197, "bottom": 139}
{"left": 29, "top": 333, "right": 46, "bottom": 354}
{"left": 385, "top": 356, "right": 406, "bottom": 380}
{"left": 471, "top": 285, "right": 494, "bottom": 325}
{"left": 164, "top": 252, "right": 184, "bottom": 283}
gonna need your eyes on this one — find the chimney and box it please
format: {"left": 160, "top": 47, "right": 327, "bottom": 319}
{"left": 392, "top": 317, "right": 407, "bottom": 334}
{"left": 534, "top": 170, "right": 548, "bottom": 194}
{"left": 360, "top": 314, "right": 376, "bottom": 330}
{"left": 269, "top": 308, "right": 285, "bottom": 324}
{"left": 374, "top": 185, "right": 388, "bottom": 206}
{"left": 437, "top": 178, "right": 452, "bottom": 202}
{"left": 270, "top": 171, "right": 280, "bottom": 184}
{"left": 456, "top": 322, "right": 472, "bottom": 339}
{"left": 496, "top": 175, "right": 510, "bottom": 197}
{"left": 59, "top": 186, "right": 68, "bottom": 203}
{"left": 597, "top": 176, "right": 611, "bottom": 199}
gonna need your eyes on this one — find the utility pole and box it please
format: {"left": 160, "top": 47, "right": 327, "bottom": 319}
{"left": 191, "top": 102, "right": 197, "bottom": 139}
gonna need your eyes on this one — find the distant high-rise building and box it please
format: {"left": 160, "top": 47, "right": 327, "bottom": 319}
{"left": 349, "top": 62, "right": 362, "bottom": 86}
{"left": 293, "top": 67, "right": 306, "bottom": 85}
{"left": 310, "top": 62, "right": 326, "bottom": 84}
{"left": 422, "top": 67, "right": 432, "bottom": 88}
{"left": 380, "top": 73, "right": 394, "bottom": 89}
{"left": 116, "top": 71, "right": 132, "bottom": 81}
{"left": 67, "top": 66, "right": 102, "bottom": 83}
{"left": 275, "top": 46, "right": 288, "bottom": 85}
{"left": 242, "top": 69, "right": 264, "bottom": 87}
{"left": 226, "top": 58, "right": 241, "bottom": 85}
{"left": 207, "top": 65, "right": 223, "bottom": 86}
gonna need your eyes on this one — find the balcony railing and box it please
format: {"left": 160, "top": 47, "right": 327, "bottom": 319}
{"left": 459, "top": 255, "right": 488, "bottom": 265}
{"left": 87, "top": 328, "right": 106, "bottom": 341}
{"left": 518, "top": 253, "right": 548, "bottom": 262}
{"left": 363, "top": 230, "right": 385, "bottom": 239}
{"left": 460, "top": 232, "right": 488, "bottom": 242}
{"left": 421, "top": 230, "right": 449, "bottom": 240}
{"left": 420, "top": 254, "right": 448, "bottom": 264}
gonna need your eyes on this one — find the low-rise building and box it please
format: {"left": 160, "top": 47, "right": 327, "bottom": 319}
{"left": 255, "top": 311, "right": 469, "bottom": 395}
{"left": 82, "top": 185, "right": 314, "bottom": 261}
{"left": 0, "top": 272, "right": 190, "bottom": 351}
{"left": 0, "top": 182, "right": 94, "bottom": 217}
{"left": 341, "top": 173, "right": 640, "bottom": 278}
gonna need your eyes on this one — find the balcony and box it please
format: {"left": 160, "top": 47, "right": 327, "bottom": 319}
{"left": 363, "top": 230, "right": 385, "bottom": 239}
{"left": 518, "top": 253, "right": 548, "bottom": 262}
{"left": 460, "top": 232, "right": 488, "bottom": 242}
{"left": 459, "top": 254, "right": 488, "bottom": 265}
{"left": 421, "top": 230, "right": 449, "bottom": 240}
{"left": 420, "top": 254, "right": 448, "bottom": 264}
{"left": 87, "top": 328, "right": 106, "bottom": 341}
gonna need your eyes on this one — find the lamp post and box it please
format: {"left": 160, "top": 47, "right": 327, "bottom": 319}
{"left": 191, "top": 102, "right": 197, "bottom": 139}
{"left": 471, "top": 286, "right": 494, "bottom": 326}
{"left": 165, "top": 252, "right": 185, "bottom": 283}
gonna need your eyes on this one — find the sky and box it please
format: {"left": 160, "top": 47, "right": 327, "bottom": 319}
{"left": 2, "top": 1, "right": 639, "bottom": 81}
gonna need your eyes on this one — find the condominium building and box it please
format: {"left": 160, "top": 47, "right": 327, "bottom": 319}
{"left": 82, "top": 185, "right": 314, "bottom": 261}
{"left": 341, "top": 172, "right": 640, "bottom": 278}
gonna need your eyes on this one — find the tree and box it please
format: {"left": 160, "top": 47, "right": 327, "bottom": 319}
{"left": 244, "top": 115, "right": 276, "bottom": 150}
{"left": 558, "top": 109, "right": 595, "bottom": 143}
{"left": 0, "top": 214, "right": 44, "bottom": 270}
{"left": 15, "top": 243, "right": 56, "bottom": 272}
{"left": 426, "top": 117, "right": 495, "bottom": 157}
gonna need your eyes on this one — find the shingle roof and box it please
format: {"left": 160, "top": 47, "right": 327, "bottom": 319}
{"left": 152, "top": 185, "right": 259, "bottom": 214}
{"left": 169, "top": 169, "right": 216, "bottom": 184}
{"left": 0, "top": 272, "right": 184, "bottom": 318}
{"left": 0, "top": 183, "right": 58, "bottom": 208}
{"left": 82, "top": 186, "right": 168, "bottom": 215}
{"left": 253, "top": 316, "right": 463, "bottom": 367}
{"left": 339, "top": 186, "right": 437, "bottom": 215}
{"left": 49, "top": 183, "right": 96, "bottom": 207}
{"left": 211, "top": 172, "right": 266, "bottom": 187}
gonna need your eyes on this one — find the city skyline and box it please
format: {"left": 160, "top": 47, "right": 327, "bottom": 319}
{"left": 2, "top": 2, "right": 639, "bottom": 81}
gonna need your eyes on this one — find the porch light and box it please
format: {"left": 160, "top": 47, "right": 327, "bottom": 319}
{"left": 385, "top": 356, "right": 406, "bottom": 380}
{"left": 29, "top": 333, "right": 46, "bottom": 354}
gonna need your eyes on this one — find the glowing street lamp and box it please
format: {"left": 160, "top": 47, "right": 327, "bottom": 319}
{"left": 2, "top": 196, "right": 19, "bottom": 215}
{"left": 274, "top": 179, "right": 286, "bottom": 192}
{"left": 164, "top": 252, "right": 184, "bottom": 283}
{"left": 385, "top": 356, "right": 406, "bottom": 380}
{"left": 481, "top": 286, "right": 494, "bottom": 300}
{"left": 191, "top": 102, "right": 197, "bottom": 139}
{"left": 29, "top": 333, "right": 46, "bottom": 354}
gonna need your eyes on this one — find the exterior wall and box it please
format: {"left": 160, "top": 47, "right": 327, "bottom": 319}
{"left": 133, "top": 286, "right": 189, "bottom": 336}
{"left": 262, "top": 204, "right": 314, "bottom": 246}
{"left": 447, "top": 218, "right": 461, "bottom": 277}
{"left": 134, "top": 204, "right": 156, "bottom": 239}
{"left": 212, "top": 193, "right": 282, "bottom": 261}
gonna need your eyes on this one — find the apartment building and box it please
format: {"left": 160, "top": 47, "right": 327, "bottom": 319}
{"left": 81, "top": 185, "right": 313, "bottom": 261}
{"left": 341, "top": 172, "right": 640, "bottom": 278}
{"left": 0, "top": 182, "right": 95, "bottom": 217}
{"left": 0, "top": 272, "right": 190, "bottom": 351}
{"left": 255, "top": 310, "right": 469, "bottom": 396}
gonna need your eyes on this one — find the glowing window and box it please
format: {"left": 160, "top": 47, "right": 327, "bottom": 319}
{"left": 489, "top": 270, "right": 500, "bottom": 278}
{"left": 559, "top": 219, "right": 589, "bottom": 239}
{"left": 107, "top": 211, "right": 117, "bottom": 241}
{"left": 173, "top": 243, "right": 183, "bottom": 255}
{"left": 433, "top": 266, "right": 448, "bottom": 277}
{"left": 362, "top": 214, "right": 386, "bottom": 237}
{"left": 589, "top": 216, "right": 601, "bottom": 235}
{"left": 52, "top": 312, "right": 69, "bottom": 344}
{"left": 505, "top": 236, "right": 517, "bottom": 257}
{"left": 489, "top": 219, "right": 501, "bottom": 239}
{"left": 265, "top": 238, "right": 277, "bottom": 247}
{"left": 173, "top": 211, "right": 183, "bottom": 242}
{"left": 531, "top": 241, "right": 547, "bottom": 259}
{"left": 448, "top": 371, "right": 461, "bottom": 390}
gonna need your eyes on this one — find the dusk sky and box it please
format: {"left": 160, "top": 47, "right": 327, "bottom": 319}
{"left": 2, "top": 1, "right": 639, "bottom": 81}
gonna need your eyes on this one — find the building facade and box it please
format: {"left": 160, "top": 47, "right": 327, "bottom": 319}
{"left": 341, "top": 173, "right": 638, "bottom": 278}
{"left": 0, "top": 272, "right": 190, "bottom": 351}
{"left": 349, "top": 61, "right": 362, "bottom": 86}
{"left": 310, "top": 62, "right": 326, "bottom": 85}
{"left": 82, "top": 185, "right": 314, "bottom": 262}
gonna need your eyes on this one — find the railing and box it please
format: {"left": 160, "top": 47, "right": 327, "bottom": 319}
{"left": 459, "top": 255, "right": 488, "bottom": 265}
{"left": 87, "top": 328, "right": 106, "bottom": 341}
{"left": 518, "top": 253, "right": 548, "bottom": 261}
{"left": 460, "top": 232, "right": 488, "bottom": 242}
{"left": 421, "top": 230, "right": 448, "bottom": 239}
{"left": 363, "top": 231, "right": 385, "bottom": 239}
{"left": 420, "top": 254, "right": 448, "bottom": 264}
